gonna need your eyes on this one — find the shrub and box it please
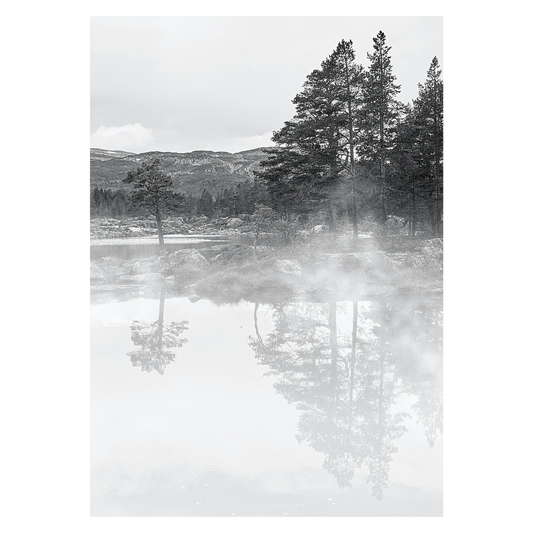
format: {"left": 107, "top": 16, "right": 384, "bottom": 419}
{"left": 248, "top": 204, "right": 302, "bottom": 246}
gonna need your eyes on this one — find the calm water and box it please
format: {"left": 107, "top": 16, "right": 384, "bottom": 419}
{"left": 90, "top": 234, "right": 264, "bottom": 260}
{"left": 90, "top": 235, "right": 232, "bottom": 260}
{"left": 90, "top": 290, "right": 443, "bottom": 516}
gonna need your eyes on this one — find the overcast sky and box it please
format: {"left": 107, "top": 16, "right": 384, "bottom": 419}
{"left": 91, "top": 16, "right": 442, "bottom": 154}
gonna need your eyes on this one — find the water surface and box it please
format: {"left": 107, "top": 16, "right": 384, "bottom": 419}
{"left": 91, "top": 290, "right": 442, "bottom": 516}
{"left": 90, "top": 234, "right": 231, "bottom": 260}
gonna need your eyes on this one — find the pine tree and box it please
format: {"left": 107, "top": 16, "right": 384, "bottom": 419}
{"left": 412, "top": 57, "right": 443, "bottom": 236}
{"left": 328, "top": 39, "right": 365, "bottom": 237}
{"left": 389, "top": 104, "right": 421, "bottom": 236}
{"left": 359, "top": 31, "right": 402, "bottom": 225}
{"left": 256, "top": 54, "right": 345, "bottom": 227}
{"left": 123, "top": 159, "right": 177, "bottom": 246}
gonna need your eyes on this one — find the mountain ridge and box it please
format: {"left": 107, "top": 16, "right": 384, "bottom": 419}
{"left": 90, "top": 147, "right": 271, "bottom": 196}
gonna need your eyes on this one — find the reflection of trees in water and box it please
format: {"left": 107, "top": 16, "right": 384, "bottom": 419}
{"left": 250, "top": 297, "right": 442, "bottom": 499}
{"left": 369, "top": 299, "right": 443, "bottom": 448}
{"left": 126, "top": 288, "right": 188, "bottom": 375}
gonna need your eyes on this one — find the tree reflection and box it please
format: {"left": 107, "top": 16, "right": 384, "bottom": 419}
{"left": 250, "top": 296, "right": 442, "bottom": 499}
{"left": 126, "top": 288, "right": 189, "bottom": 375}
{"left": 371, "top": 297, "right": 443, "bottom": 448}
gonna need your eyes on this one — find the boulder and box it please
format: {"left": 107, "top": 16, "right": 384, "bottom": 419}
{"left": 387, "top": 251, "right": 442, "bottom": 271}
{"left": 169, "top": 250, "right": 211, "bottom": 287}
{"left": 118, "top": 272, "right": 165, "bottom": 285}
{"left": 129, "top": 261, "right": 153, "bottom": 275}
{"left": 156, "top": 249, "right": 210, "bottom": 275}
{"left": 144, "top": 272, "right": 165, "bottom": 284}
{"left": 201, "top": 244, "right": 240, "bottom": 262}
{"left": 321, "top": 251, "right": 393, "bottom": 271}
{"left": 226, "top": 217, "right": 244, "bottom": 228}
{"left": 311, "top": 224, "right": 328, "bottom": 234}
{"left": 421, "top": 238, "right": 443, "bottom": 256}
{"left": 275, "top": 259, "right": 302, "bottom": 278}
{"left": 203, "top": 244, "right": 269, "bottom": 264}
{"left": 90, "top": 262, "right": 105, "bottom": 281}
{"left": 116, "top": 274, "right": 148, "bottom": 284}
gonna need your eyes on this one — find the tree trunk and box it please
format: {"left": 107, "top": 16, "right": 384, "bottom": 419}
{"left": 349, "top": 301, "right": 358, "bottom": 405}
{"left": 329, "top": 199, "right": 337, "bottom": 233}
{"left": 379, "top": 152, "right": 387, "bottom": 227}
{"left": 329, "top": 302, "right": 338, "bottom": 395}
{"left": 253, "top": 302, "right": 263, "bottom": 346}
{"left": 155, "top": 208, "right": 164, "bottom": 247}
{"left": 157, "top": 287, "right": 165, "bottom": 353}
{"left": 352, "top": 175, "right": 358, "bottom": 242}
{"left": 411, "top": 179, "right": 416, "bottom": 238}
{"left": 343, "top": 52, "right": 358, "bottom": 242}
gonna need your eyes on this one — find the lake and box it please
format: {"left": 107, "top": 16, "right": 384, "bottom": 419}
{"left": 90, "top": 289, "right": 443, "bottom": 516}
{"left": 90, "top": 233, "right": 274, "bottom": 261}
{"left": 90, "top": 234, "right": 234, "bottom": 260}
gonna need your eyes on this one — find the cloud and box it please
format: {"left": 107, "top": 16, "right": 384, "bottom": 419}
{"left": 90, "top": 123, "right": 156, "bottom": 153}
{"left": 238, "top": 132, "right": 275, "bottom": 151}
{"left": 211, "top": 132, "right": 275, "bottom": 154}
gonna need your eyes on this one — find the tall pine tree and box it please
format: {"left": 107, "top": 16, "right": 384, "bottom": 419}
{"left": 327, "top": 39, "right": 365, "bottom": 237}
{"left": 388, "top": 103, "right": 421, "bottom": 236}
{"left": 359, "top": 31, "right": 402, "bottom": 225}
{"left": 412, "top": 57, "right": 443, "bottom": 236}
{"left": 257, "top": 42, "right": 369, "bottom": 231}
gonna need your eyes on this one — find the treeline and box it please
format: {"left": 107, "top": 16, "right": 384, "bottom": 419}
{"left": 181, "top": 179, "right": 270, "bottom": 218}
{"left": 255, "top": 32, "right": 443, "bottom": 237}
{"left": 90, "top": 187, "right": 129, "bottom": 218}
{"left": 90, "top": 178, "right": 270, "bottom": 219}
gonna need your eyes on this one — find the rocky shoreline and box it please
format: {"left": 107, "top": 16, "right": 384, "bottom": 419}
{"left": 90, "top": 215, "right": 248, "bottom": 240}
{"left": 90, "top": 237, "right": 443, "bottom": 303}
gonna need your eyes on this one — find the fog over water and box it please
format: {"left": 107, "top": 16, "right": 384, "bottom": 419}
{"left": 91, "top": 288, "right": 442, "bottom": 516}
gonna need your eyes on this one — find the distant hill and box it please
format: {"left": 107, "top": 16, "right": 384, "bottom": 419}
{"left": 90, "top": 147, "right": 271, "bottom": 197}
{"left": 90, "top": 148, "right": 137, "bottom": 161}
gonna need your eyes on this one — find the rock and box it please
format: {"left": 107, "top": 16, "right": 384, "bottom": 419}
{"left": 201, "top": 244, "right": 238, "bottom": 262}
{"left": 184, "top": 284, "right": 197, "bottom": 294}
{"left": 166, "top": 249, "right": 210, "bottom": 270}
{"left": 130, "top": 261, "right": 153, "bottom": 275}
{"left": 226, "top": 217, "right": 244, "bottom": 228}
{"left": 168, "top": 250, "right": 211, "bottom": 287}
{"left": 117, "top": 274, "right": 148, "bottom": 284}
{"left": 421, "top": 238, "right": 443, "bottom": 256}
{"left": 90, "top": 262, "right": 105, "bottom": 280}
{"left": 144, "top": 272, "right": 165, "bottom": 284}
{"left": 275, "top": 259, "right": 302, "bottom": 278}
{"left": 321, "top": 251, "right": 392, "bottom": 271}
{"left": 188, "top": 294, "right": 201, "bottom": 303}
{"left": 394, "top": 253, "right": 443, "bottom": 272}
{"left": 202, "top": 244, "right": 269, "bottom": 264}
{"left": 311, "top": 224, "right": 328, "bottom": 234}
{"left": 156, "top": 249, "right": 210, "bottom": 275}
